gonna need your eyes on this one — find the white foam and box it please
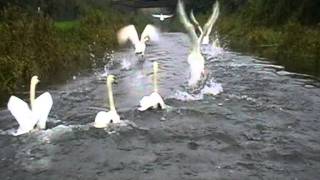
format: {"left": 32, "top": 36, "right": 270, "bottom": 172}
{"left": 121, "top": 58, "right": 132, "bottom": 70}
{"left": 172, "top": 79, "right": 223, "bottom": 101}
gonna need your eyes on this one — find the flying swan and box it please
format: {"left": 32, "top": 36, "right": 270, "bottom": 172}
{"left": 117, "top": 24, "right": 159, "bottom": 57}
{"left": 190, "top": 1, "right": 220, "bottom": 45}
{"left": 138, "top": 62, "right": 166, "bottom": 111}
{"left": 7, "top": 76, "right": 53, "bottom": 136}
{"left": 94, "top": 75, "right": 122, "bottom": 128}
{"left": 177, "top": 0, "right": 212, "bottom": 86}
{"left": 152, "top": 14, "right": 174, "bottom": 21}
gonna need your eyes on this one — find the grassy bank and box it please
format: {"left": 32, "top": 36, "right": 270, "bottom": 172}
{"left": 191, "top": 0, "right": 320, "bottom": 76}
{"left": 217, "top": 16, "right": 320, "bottom": 60}
{"left": 0, "top": 5, "right": 151, "bottom": 104}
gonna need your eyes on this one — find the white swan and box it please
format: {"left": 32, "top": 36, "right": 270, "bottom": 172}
{"left": 189, "top": 1, "right": 220, "bottom": 45}
{"left": 94, "top": 75, "right": 121, "bottom": 128}
{"left": 138, "top": 62, "right": 166, "bottom": 111}
{"left": 152, "top": 14, "right": 174, "bottom": 21}
{"left": 117, "top": 24, "right": 159, "bottom": 57}
{"left": 177, "top": 0, "right": 207, "bottom": 87}
{"left": 7, "top": 76, "right": 53, "bottom": 136}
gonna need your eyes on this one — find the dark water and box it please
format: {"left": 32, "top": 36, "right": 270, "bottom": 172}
{"left": 0, "top": 33, "right": 320, "bottom": 179}
{"left": 231, "top": 45, "right": 320, "bottom": 79}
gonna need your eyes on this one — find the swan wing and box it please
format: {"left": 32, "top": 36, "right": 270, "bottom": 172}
{"left": 138, "top": 95, "right": 153, "bottom": 111}
{"left": 7, "top": 96, "right": 35, "bottom": 134}
{"left": 190, "top": 10, "right": 203, "bottom": 34}
{"left": 152, "top": 14, "right": 161, "bottom": 18}
{"left": 141, "top": 24, "right": 159, "bottom": 42}
{"left": 117, "top": 25, "right": 140, "bottom": 48}
{"left": 177, "top": 0, "right": 199, "bottom": 51}
{"left": 203, "top": 1, "right": 220, "bottom": 38}
{"left": 163, "top": 14, "right": 174, "bottom": 18}
{"left": 33, "top": 92, "right": 53, "bottom": 129}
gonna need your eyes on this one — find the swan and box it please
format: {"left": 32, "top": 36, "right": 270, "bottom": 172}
{"left": 94, "top": 75, "right": 121, "bottom": 128}
{"left": 7, "top": 76, "right": 53, "bottom": 136}
{"left": 177, "top": 0, "right": 208, "bottom": 87}
{"left": 117, "top": 24, "right": 159, "bottom": 57}
{"left": 189, "top": 1, "right": 220, "bottom": 45}
{"left": 138, "top": 62, "right": 166, "bottom": 111}
{"left": 152, "top": 14, "right": 174, "bottom": 21}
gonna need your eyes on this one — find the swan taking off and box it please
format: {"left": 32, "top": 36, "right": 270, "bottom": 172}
{"left": 94, "top": 75, "right": 121, "bottom": 128}
{"left": 190, "top": 1, "right": 220, "bottom": 45}
{"left": 138, "top": 62, "right": 166, "bottom": 111}
{"left": 152, "top": 14, "right": 174, "bottom": 21}
{"left": 7, "top": 76, "right": 53, "bottom": 136}
{"left": 177, "top": 0, "right": 208, "bottom": 87}
{"left": 117, "top": 24, "right": 159, "bottom": 57}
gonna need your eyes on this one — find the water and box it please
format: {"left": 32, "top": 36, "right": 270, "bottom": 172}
{"left": 0, "top": 33, "right": 320, "bottom": 179}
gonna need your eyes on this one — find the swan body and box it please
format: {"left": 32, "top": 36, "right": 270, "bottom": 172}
{"left": 138, "top": 92, "right": 166, "bottom": 111}
{"left": 117, "top": 24, "right": 159, "bottom": 56}
{"left": 187, "top": 52, "right": 205, "bottom": 86}
{"left": 138, "top": 62, "right": 166, "bottom": 111}
{"left": 152, "top": 14, "right": 173, "bottom": 21}
{"left": 94, "top": 111, "right": 120, "bottom": 128}
{"left": 94, "top": 75, "right": 122, "bottom": 128}
{"left": 7, "top": 76, "right": 53, "bottom": 136}
{"left": 177, "top": 0, "right": 207, "bottom": 87}
{"left": 190, "top": 2, "right": 220, "bottom": 45}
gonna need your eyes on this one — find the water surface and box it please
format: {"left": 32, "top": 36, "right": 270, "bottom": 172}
{"left": 0, "top": 33, "right": 320, "bottom": 179}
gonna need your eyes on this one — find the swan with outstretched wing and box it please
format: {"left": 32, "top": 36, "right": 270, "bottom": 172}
{"left": 190, "top": 1, "right": 220, "bottom": 45}
{"left": 7, "top": 76, "right": 53, "bottom": 136}
{"left": 117, "top": 24, "right": 159, "bottom": 57}
{"left": 152, "top": 14, "right": 174, "bottom": 21}
{"left": 177, "top": 0, "right": 206, "bottom": 87}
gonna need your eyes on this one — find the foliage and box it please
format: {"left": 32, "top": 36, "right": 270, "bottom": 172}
{"left": 0, "top": 4, "right": 150, "bottom": 104}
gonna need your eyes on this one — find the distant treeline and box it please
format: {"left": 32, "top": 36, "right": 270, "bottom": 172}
{"left": 0, "top": 0, "right": 113, "bottom": 20}
{"left": 190, "top": 0, "right": 320, "bottom": 26}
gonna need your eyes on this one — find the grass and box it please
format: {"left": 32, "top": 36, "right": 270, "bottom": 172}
{"left": 0, "top": 5, "right": 151, "bottom": 105}
{"left": 54, "top": 21, "right": 80, "bottom": 31}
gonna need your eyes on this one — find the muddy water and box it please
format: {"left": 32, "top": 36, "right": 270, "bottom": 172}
{"left": 0, "top": 33, "right": 320, "bottom": 179}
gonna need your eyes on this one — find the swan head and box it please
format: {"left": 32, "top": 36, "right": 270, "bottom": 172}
{"left": 31, "top": 76, "right": 40, "bottom": 86}
{"left": 143, "top": 36, "right": 150, "bottom": 43}
{"left": 107, "top": 75, "right": 115, "bottom": 85}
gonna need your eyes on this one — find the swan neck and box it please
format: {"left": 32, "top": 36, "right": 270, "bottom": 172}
{"left": 107, "top": 80, "right": 116, "bottom": 112}
{"left": 30, "top": 79, "right": 38, "bottom": 110}
{"left": 153, "top": 62, "right": 158, "bottom": 93}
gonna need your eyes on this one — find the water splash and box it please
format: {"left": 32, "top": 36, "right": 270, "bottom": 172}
{"left": 121, "top": 58, "right": 132, "bottom": 70}
{"left": 172, "top": 78, "right": 223, "bottom": 101}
